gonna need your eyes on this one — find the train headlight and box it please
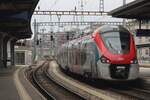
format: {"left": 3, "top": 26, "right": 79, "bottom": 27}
{"left": 130, "top": 58, "right": 138, "bottom": 64}
{"left": 100, "top": 56, "right": 110, "bottom": 63}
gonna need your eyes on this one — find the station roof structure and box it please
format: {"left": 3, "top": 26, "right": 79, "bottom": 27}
{"left": 0, "top": 0, "right": 39, "bottom": 39}
{"left": 109, "top": 0, "right": 150, "bottom": 20}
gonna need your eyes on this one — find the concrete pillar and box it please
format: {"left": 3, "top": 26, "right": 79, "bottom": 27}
{"left": 7, "top": 41, "right": 11, "bottom": 66}
{"left": 3, "top": 36, "right": 10, "bottom": 68}
{"left": 0, "top": 34, "right": 4, "bottom": 68}
{"left": 139, "top": 20, "right": 142, "bottom": 29}
{"left": 10, "top": 39, "right": 17, "bottom": 66}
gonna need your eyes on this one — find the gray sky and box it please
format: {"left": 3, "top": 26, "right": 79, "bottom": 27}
{"left": 35, "top": 0, "right": 135, "bottom": 11}
{"left": 31, "top": 0, "right": 135, "bottom": 33}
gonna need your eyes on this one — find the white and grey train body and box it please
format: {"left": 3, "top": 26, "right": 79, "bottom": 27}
{"left": 57, "top": 25, "right": 139, "bottom": 81}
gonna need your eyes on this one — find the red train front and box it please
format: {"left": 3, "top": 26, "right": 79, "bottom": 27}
{"left": 93, "top": 25, "right": 139, "bottom": 80}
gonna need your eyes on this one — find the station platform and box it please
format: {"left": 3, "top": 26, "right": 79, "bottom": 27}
{"left": 0, "top": 66, "right": 45, "bottom": 100}
{"left": 0, "top": 67, "right": 20, "bottom": 100}
{"left": 139, "top": 63, "right": 150, "bottom": 68}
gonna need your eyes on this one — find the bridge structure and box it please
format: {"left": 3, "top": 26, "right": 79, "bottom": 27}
{"left": 35, "top": 21, "right": 123, "bottom": 26}
{"left": 34, "top": 10, "right": 107, "bottom": 16}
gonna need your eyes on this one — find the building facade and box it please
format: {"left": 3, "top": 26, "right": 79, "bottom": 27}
{"left": 130, "top": 20, "right": 150, "bottom": 64}
{"left": 135, "top": 37, "right": 150, "bottom": 64}
{"left": 15, "top": 40, "right": 32, "bottom": 66}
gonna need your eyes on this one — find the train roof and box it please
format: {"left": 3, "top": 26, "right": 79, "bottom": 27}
{"left": 96, "top": 25, "right": 130, "bottom": 34}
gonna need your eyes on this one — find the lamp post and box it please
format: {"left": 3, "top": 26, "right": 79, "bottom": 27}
{"left": 33, "top": 19, "right": 38, "bottom": 63}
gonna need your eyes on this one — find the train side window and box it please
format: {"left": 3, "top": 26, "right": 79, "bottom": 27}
{"left": 68, "top": 50, "right": 70, "bottom": 64}
{"left": 146, "top": 49, "right": 149, "bottom": 55}
{"left": 74, "top": 49, "right": 76, "bottom": 65}
{"left": 81, "top": 51, "right": 84, "bottom": 65}
{"left": 64, "top": 51, "right": 66, "bottom": 63}
{"left": 78, "top": 50, "right": 80, "bottom": 65}
{"left": 75, "top": 50, "right": 78, "bottom": 65}
{"left": 78, "top": 51, "right": 81, "bottom": 65}
{"left": 84, "top": 43, "right": 87, "bottom": 47}
{"left": 70, "top": 50, "right": 72, "bottom": 65}
{"left": 70, "top": 51, "right": 72, "bottom": 65}
{"left": 72, "top": 46, "right": 73, "bottom": 65}
{"left": 73, "top": 49, "right": 75, "bottom": 65}
{"left": 66, "top": 51, "right": 68, "bottom": 64}
{"left": 68, "top": 50, "right": 69, "bottom": 64}
{"left": 76, "top": 51, "right": 79, "bottom": 65}
{"left": 62, "top": 52, "right": 64, "bottom": 64}
{"left": 72, "top": 48, "right": 74, "bottom": 65}
{"left": 71, "top": 44, "right": 73, "bottom": 65}
{"left": 64, "top": 51, "right": 65, "bottom": 63}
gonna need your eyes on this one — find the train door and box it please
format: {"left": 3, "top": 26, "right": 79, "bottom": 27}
{"left": 80, "top": 39, "right": 88, "bottom": 75}
{"left": 70, "top": 41, "right": 77, "bottom": 73}
{"left": 66, "top": 43, "right": 69, "bottom": 69}
{"left": 68, "top": 43, "right": 73, "bottom": 70}
{"left": 83, "top": 38, "right": 93, "bottom": 77}
{"left": 72, "top": 43, "right": 76, "bottom": 72}
{"left": 61, "top": 47, "right": 65, "bottom": 69}
{"left": 82, "top": 36, "right": 98, "bottom": 78}
{"left": 70, "top": 44, "right": 73, "bottom": 67}
{"left": 58, "top": 50, "right": 60, "bottom": 64}
{"left": 76, "top": 39, "right": 82, "bottom": 74}
{"left": 91, "top": 42, "right": 99, "bottom": 78}
{"left": 78, "top": 35, "right": 91, "bottom": 77}
{"left": 71, "top": 39, "right": 81, "bottom": 74}
{"left": 64, "top": 45, "right": 68, "bottom": 69}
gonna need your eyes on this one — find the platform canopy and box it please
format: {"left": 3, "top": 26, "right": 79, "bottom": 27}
{"left": 0, "top": 0, "right": 39, "bottom": 39}
{"left": 109, "top": 0, "right": 150, "bottom": 20}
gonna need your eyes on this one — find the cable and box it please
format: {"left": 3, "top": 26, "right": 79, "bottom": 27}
{"left": 50, "top": 0, "right": 60, "bottom": 10}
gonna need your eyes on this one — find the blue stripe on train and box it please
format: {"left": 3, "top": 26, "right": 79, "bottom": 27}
{"left": 92, "top": 43, "right": 99, "bottom": 62}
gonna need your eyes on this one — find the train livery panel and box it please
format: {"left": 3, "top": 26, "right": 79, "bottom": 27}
{"left": 57, "top": 25, "right": 139, "bottom": 81}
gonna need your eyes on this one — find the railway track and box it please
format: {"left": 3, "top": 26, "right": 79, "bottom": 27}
{"left": 27, "top": 60, "right": 150, "bottom": 100}
{"left": 49, "top": 61, "right": 150, "bottom": 100}
{"left": 107, "top": 77, "right": 150, "bottom": 100}
{"left": 29, "top": 61, "right": 84, "bottom": 100}
{"left": 75, "top": 74, "right": 150, "bottom": 100}
{"left": 70, "top": 73, "right": 150, "bottom": 100}
{"left": 108, "top": 85, "right": 150, "bottom": 100}
{"left": 118, "top": 80, "right": 150, "bottom": 99}
{"left": 32, "top": 62, "right": 56, "bottom": 100}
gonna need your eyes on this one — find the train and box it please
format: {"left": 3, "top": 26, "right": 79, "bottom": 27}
{"left": 57, "top": 25, "right": 139, "bottom": 81}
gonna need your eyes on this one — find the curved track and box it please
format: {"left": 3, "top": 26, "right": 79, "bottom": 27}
{"left": 27, "top": 60, "right": 150, "bottom": 100}
{"left": 32, "top": 62, "right": 56, "bottom": 100}
{"left": 30, "top": 61, "right": 84, "bottom": 100}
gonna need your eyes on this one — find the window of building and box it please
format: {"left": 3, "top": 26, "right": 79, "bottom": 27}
{"left": 145, "top": 37, "right": 149, "bottom": 42}
{"left": 138, "top": 49, "right": 141, "bottom": 55}
{"left": 145, "top": 49, "right": 149, "bottom": 55}
{"left": 15, "top": 52, "right": 25, "bottom": 65}
{"left": 139, "top": 37, "right": 142, "bottom": 43}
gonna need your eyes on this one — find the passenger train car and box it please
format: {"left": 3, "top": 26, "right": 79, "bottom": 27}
{"left": 57, "top": 25, "right": 139, "bottom": 80}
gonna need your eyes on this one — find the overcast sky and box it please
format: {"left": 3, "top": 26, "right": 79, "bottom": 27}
{"left": 31, "top": 0, "right": 135, "bottom": 33}
{"left": 35, "top": 0, "right": 135, "bottom": 11}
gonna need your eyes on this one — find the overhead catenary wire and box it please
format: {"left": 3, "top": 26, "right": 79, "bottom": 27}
{"left": 50, "top": 0, "right": 60, "bottom": 10}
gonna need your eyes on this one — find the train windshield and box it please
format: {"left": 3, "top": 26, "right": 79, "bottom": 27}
{"left": 101, "top": 31, "right": 130, "bottom": 54}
